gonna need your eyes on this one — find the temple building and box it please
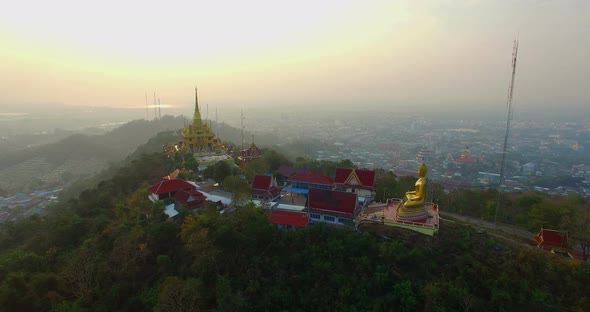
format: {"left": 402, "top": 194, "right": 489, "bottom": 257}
{"left": 284, "top": 171, "right": 333, "bottom": 194}
{"left": 178, "top": 87, "right": 233, "bottom": 168}
{"left": 238, "top": 137, "right": 263, "bottom": 169}
{"left": 416, "top": 148, "right": 434, "bottom": 164}
{"left": 333, "top": 168, "right": 376, "bottom": 204}
{"left": 454, "top": 147, "right": 480, "bottom": 164}
{"left": 180, "top": 87, "right": 223, "bottom": 155}
{"left": 534, "top": 228, "right": 572, "bottom": 255}
{"left": 251, "top": 174, "right": 281, "bottom": 201}
{"left": 308, "top": 188, "right": 358, "bottom": 226}
{"left": 148, "top": 178, "right": 196, "bottom": 202}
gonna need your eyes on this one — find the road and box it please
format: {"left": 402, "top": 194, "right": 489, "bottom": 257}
{"left": 440, "top": 211, "right": 534, "bottom": 241}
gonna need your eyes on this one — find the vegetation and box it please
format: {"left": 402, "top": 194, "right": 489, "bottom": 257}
{"left": 0, "top": 117, "right": 186, "bottom": 195}
{"left": 440, "top": 188, "right": 590, "bottom": 260}
{"left": 1, "top": 142, "right": 589, "bottom": 311}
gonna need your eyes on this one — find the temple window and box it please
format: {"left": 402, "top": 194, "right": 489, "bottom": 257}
{"left": 323, "top": 216, "right": 335, "bottom": 222}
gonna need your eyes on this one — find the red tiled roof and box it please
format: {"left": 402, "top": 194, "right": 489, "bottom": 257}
{"left": 334, "top": 168, "right": 376, "bottom": 188}
{"left": 308, "top": 189, "right": 357, "bottom": 215}
{"left": 174, "top": 189, "right": 205, "bottom": 203}
{"left": 252, "top": 175, "right": 272, "bottom": 190}
{"left": 276, "top": 165, "right": 308, "bottom": 178}
{"left": 288, "top": 172, "right": 333, "bottom": 185}
{"left": 148, "top": 178, "right": 195, "bottom": 194}
{"left": 534, "top": 228, "right": 569, "bottom": 249}
{"left": 268, "top": 210, "right": 308, "bottom": 227}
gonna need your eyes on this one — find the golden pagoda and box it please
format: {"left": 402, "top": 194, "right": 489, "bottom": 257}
{"left": 178, "top": 86, "right": 233, "bottom": 168}
{"left": 181, "top": 86, "right": 222, "bottom": 154}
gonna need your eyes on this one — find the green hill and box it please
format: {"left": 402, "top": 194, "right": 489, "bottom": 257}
{"left": 0, "top": 116, "right": 184, "bottom": 196}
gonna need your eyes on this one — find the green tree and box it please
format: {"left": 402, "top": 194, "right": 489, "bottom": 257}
{"left": 203, "top": 161, "right": 232, "bottom": 185}
{"left": 156, "top": 277, "right": 202, "bottom": 312}
{"left": 528, "top": 202, "right": 572, "bottom": 230}
{"left": 562, "top": 207, "right": 590, "bottom": 260}
{"left": 242, "top": 159, "right": 269, "bottom": 181}
{"left": 223, "top": 175, "right": 251, "bottom": 206}
{"left": 263, "top": 149, "right": 291, "bottom": 171}
{"left": 375, "top": 171, "right": 397, "bottom": 202}
{"left": 336, "top": 159, "right": 356, "bottom": 169}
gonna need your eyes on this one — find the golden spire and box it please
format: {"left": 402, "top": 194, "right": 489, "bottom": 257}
{"left": 192, "top": 85, "right": 203, "bottom": 127}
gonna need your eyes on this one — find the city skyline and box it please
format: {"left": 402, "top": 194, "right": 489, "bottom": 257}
{"left": 1, "top": 0, "right": 588, "bottom": 113}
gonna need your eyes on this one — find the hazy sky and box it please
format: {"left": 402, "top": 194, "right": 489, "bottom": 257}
{"left": 0, "top": 0, "right": 588, "bottom": 114}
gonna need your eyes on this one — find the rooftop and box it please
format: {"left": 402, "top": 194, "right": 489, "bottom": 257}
{"left": 268, "top": 210, "right": 308, "bottom": 227}
{"left": 288, "top": 171, "right": 334, "bottom": 185}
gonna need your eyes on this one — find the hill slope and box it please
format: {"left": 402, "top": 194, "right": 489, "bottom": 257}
{"left": 0, "top": 116, "right": 184, "bottom": 195}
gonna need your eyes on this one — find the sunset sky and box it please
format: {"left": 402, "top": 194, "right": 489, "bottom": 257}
{"left": 0, "top": 0, "right": 588, "bottom": 114}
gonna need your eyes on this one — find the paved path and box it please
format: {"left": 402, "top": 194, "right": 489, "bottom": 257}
{"left": 440, "top": 211, "right": 533, "bottom": 240}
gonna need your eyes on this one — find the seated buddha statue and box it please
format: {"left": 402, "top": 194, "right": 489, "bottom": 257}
{"left": 398, "top": 163, "right": 428, "bottom": 220}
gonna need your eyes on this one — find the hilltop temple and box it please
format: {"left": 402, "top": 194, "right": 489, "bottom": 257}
{"left": 178, "top": 87, "right": 232, "bottom": 167}
{"left": 180, "top": 87, "right": 223, "bottom": 154}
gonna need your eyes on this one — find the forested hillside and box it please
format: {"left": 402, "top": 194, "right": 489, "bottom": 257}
{"left": 1, "top": 144, "right": 589, "bottom": 311}
{"left": 0, "top": 116, "right": 185, "bottom": 195}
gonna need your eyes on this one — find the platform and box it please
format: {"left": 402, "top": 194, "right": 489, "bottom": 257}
{"left": 356, "top": 198, "right": 439, "bottom": 236}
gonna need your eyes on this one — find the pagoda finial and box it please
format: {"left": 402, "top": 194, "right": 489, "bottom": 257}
{"left": 192, "top": 86, "right": 203, "bottom": 127}
{"left": 195, "top": 85, "right": 199, "bottom": 113}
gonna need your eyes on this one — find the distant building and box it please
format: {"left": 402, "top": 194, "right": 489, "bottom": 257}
{"left": 238, "top": 141, "right": 263, "bottom": 168}
{"left": 454, "top": 148, "right": 479, "bottom": 164}
{"left": 522, "top": 162, "right": 536, "bottom": 176}
{"left": 416, "top": 148, "right": 434, "bottom": 164}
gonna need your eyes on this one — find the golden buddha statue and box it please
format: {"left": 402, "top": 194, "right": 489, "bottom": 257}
{"left": 398, "top": 163, "right": 428, "bottom": 221}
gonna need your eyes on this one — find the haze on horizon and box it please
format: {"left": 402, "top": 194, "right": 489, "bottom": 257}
{"left": 0, "top": 0, "right": 588, "bottom": 115}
